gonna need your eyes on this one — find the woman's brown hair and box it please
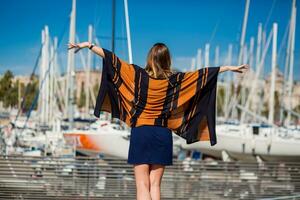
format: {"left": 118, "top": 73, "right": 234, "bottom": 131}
{"left": 145, "top": 43, "right": 174, "bottom": 81}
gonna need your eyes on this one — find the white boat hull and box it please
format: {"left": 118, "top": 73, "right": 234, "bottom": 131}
{"left": 181, "top": 124, "right": 300, "bottom": 161}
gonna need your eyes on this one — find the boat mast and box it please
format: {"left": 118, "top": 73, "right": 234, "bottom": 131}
{"left": 214, "top": 46, "right": 219, "bottom": 67}
{"left": 38, "top": 29, "right": 44, "bottom": 125}
{"left": 65, "top": 0, "right": 76, "bottom": 129}
{"left": 44, "top": 26, "right": 50, "bottom": 126}
{"left": 190, "top": 58, "right": 196, "bottom": 71}
{"left": 280, "top": 1, "right": 293, "bottom": 125}
{"left": 124, "top": 0, "right": 133, "bottom": 63}
{"left": 287, "top": 0, "right": 297, "bottom": 124}
{"left": 49, "top": 37, "right": 55, "bottom": 125}
{"left": 238, "top": 0, "right": 250, "bottom": 65}
{"left": 86, "top": 25, "right": 93, "bottom": 116}
{"left": 224, "top": 44, "right": 232, "bottom": 118}
{"left": 268, "top": 23, "right": 278, "bottom": 125}
{"left": 39, "top": 26, "right": 50, "bottom": 125}
{"left": 249, "top": 37, "right": 255, "bottom": 69}
{"left": 256, "top": 23, "right": 262, "bottom": 73}
{"left": 204, "top": 43, "right": 210, "bottom": 67}
{"left": 228, "top": 0, "right": 250, "bottom": 120}
{"left": 255, "top": 23, "right": 263, "bottom": 116}
{"left": 112, "top": 0, "right": 116, "bottom": 52}
{"left": 196, "top": 48, "right": 202, "bottom": 69}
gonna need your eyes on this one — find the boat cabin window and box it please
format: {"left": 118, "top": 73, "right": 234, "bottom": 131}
{"left": 252, "top": 126, "right": 259, "bottom": 135}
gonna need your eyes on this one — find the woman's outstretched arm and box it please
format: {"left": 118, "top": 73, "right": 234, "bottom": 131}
{"left": 219, "top": 64, "right": 249, "bottom": 73}
{"left": 68, "top": 42, "right": 105, "bottom": 58}
{"left": 68, "top": 43, "right": 249, "bottom": 74}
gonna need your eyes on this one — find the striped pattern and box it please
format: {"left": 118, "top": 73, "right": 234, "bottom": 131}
{"left": 94, "top": 49, "right": 220, "bottom": 146}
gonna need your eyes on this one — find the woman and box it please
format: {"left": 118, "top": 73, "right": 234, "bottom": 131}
{"left": 68, "top": 42, "right": 248, "bottom": 200}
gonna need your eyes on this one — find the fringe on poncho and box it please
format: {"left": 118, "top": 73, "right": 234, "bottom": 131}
{"left": 94, "top": 48, "right": 220, "bottom": 145}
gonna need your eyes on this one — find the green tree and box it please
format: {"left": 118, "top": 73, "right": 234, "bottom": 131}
{"left": 0, "top": 70, "right": 18, "bottom": 108}
{"left": 0, "top": 70, "right": 13, "bottom": 101}
{"left": 22, "top": 78, "right": 38, "bottom": 112}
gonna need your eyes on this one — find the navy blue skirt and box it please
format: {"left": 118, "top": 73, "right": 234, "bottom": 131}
{"left": 127, "top": 125, "right": 173, "bottom": 166}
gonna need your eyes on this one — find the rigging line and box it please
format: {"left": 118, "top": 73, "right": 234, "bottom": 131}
{"left": 121, "top": 1, "right": 126, "bottom": 60}
{"left": 208, "top": 20, "right": 220, "bottom": 45}
{"left": 56, "top": 17, "right": 70, "bottom": 49}
{"left": 278, "top": 20, "right": 290, "bottom": 65}
{"left": 95, "top": 35, "right": 127, "bottom": 41}
{"left": 55, "top": 17, "right": 70, "bottom": 74}
{"left": 13, "top": 44, "right": 44, "bottom": 124}
{"left": 263, "top": 0, "right": 277, "bottom": 31}
{"left": 235, "top": 0, "right": 249, "bottom": 45}
{"left": 93, "top": 0, "right": 104, "bottom": 31}
{"left": 93, "top": 0, "right": 98, "bottom": 29}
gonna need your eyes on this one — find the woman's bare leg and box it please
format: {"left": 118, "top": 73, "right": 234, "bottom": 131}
{"left": 149, "top": 164, "right": 165, "bottom": 200}
{"left": 134, "top": 164, "right": 151, "bottom": 200}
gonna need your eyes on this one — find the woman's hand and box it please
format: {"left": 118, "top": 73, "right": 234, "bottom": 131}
{"left": 219, "top": 64, "right": 249, "bottom": 73}
{"left": 68, "top": 42, "right": 91, "bottom": 53}
{"left": 67, "top": 41, "right": 105, "bottom": 58}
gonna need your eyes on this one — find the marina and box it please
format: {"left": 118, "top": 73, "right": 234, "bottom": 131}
{"left": 0, "top": 0, "right": 300, "bottom": 199}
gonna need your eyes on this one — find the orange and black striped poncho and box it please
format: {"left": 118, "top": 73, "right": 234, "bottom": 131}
{"left": 94, "top": 48, "right": 220, "bottom": 145}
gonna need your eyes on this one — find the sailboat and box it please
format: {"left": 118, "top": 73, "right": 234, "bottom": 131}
{"left": 181, "top": 123, "right": 300, "bottom": 161}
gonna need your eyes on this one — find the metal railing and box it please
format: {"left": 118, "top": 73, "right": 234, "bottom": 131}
{"left": 0, "top": 155, "right": 300, "bottom": 199}
{"left": 260, "top": 195, "right": 300, "bottom": 200}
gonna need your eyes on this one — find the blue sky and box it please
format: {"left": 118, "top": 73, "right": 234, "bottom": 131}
{"left": 0, "top": 0, "right": 299, "bottom": 79}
